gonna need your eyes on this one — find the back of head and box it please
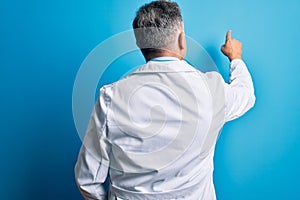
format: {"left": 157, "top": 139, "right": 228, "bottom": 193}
{"left": 132, "top": 0, "right": 183, "bottom": 58}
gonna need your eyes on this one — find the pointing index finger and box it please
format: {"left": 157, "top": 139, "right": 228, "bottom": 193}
{"left": 226, "top": 30, "right": 232, "bottom": 41}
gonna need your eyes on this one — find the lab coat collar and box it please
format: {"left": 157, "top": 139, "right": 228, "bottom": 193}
{"left": 133, "top": 58, "right": 198, "bottom": 73}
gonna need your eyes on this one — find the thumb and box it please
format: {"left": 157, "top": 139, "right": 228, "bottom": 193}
{"left": 221, "top": 44, "right": 226, "bottom": 52}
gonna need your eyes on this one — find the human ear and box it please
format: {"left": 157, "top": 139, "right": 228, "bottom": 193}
{"left": 178, "top": 31, "right": 186, "bottom": 50}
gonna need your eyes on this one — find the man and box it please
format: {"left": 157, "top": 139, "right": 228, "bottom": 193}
{"left": 75, "top": 1, "right": 255, "bottom": 199}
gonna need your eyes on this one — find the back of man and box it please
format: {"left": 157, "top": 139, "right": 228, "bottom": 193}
{"left": 105, "top": 58, "right": 225, "bottom": 199}
{"left": 75, "top": 1, "right": 255, "bottom": 199}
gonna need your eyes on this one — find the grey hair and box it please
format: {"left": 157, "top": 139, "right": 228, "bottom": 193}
{"left": 132, "top": 0, "right": 183, "bottom": 52}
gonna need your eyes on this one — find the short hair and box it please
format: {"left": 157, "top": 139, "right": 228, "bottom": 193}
{"left": 132, "top": 0, "right": 183, "bottom": 54}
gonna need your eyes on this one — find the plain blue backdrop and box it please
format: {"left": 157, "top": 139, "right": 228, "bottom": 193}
{"left": 1, "top": 0, "right": 300, "bottom": 199}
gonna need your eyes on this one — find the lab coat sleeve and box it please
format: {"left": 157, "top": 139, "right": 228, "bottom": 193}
{"left": 75, "top": 87, "right": 110, "bottom": 200}
{"left": 224, "top": 59, "right": 256, "bottom": 122}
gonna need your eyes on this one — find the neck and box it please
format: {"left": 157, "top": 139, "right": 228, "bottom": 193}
{"left": 145, "top": 50, "right": 183, "bottom": 62}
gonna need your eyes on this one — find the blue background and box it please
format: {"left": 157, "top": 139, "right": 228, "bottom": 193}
{"left": 1, "top": 0, "right": 299, "bottom": 199}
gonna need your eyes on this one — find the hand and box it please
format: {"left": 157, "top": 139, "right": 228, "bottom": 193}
{"left": 221, "top": 30, "right": 242, "bottom": 61}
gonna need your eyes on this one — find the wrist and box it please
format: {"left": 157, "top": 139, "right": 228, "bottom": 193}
{"left": 229, "top": 55, "right": 242, "bottom": 61}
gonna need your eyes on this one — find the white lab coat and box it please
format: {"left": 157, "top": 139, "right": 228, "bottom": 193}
{"left": 75, "top": 57, "right": 255, "bottom": 200}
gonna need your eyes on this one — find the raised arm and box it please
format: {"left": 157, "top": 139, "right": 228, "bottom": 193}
{"left": 221, "top": 30, "right": 256, "bottom": 121}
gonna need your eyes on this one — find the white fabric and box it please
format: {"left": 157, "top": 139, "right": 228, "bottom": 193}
{"left": 75, "top": 58, "right": 255, "bottom": 200}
